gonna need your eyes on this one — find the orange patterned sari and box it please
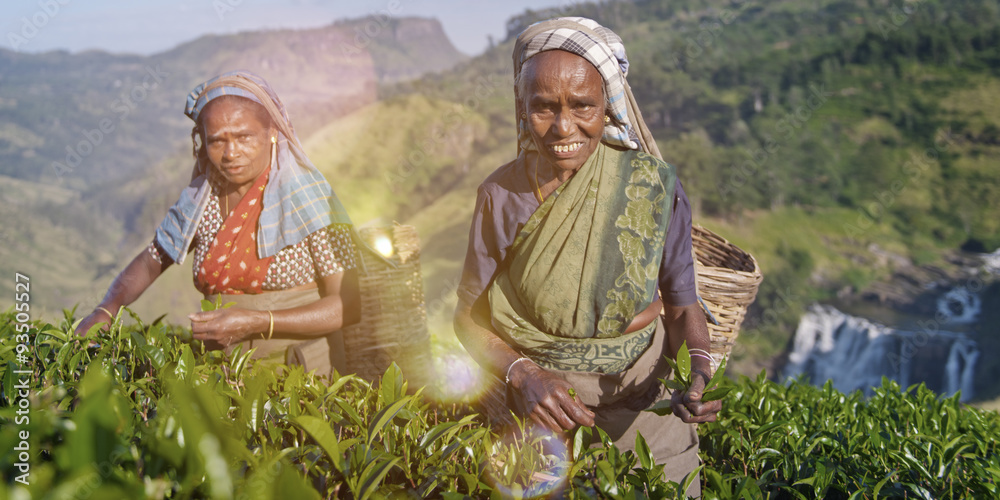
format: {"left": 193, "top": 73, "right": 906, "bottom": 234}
{"left": 195, "top": 166, "right": 273, "bottom": 295}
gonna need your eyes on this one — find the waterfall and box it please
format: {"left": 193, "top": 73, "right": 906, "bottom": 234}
{"left": 937, "top": 287, "right": 981, "bottom": 324}
{"left": 983, "top": 248, "right": 1000, "bottom": 275}
{"left": 785, "top": 304, "right": 979, "bottom": 401}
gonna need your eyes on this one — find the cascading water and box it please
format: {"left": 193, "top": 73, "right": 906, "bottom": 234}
{"left": 784, "top": 304, "right": 980, "bottom": 401}
{"left": 983, "top": 248, "right": 1000, "bottom": 275}
{"left": 937, "top": 287, "right": 981, "bottom": 325}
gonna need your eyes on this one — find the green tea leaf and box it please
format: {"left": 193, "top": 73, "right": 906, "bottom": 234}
{"left": 140, "top": 344, "right": 166, "bottom": 370}
{"left": 175, "top": 344, "right": 194, "bottom": 380}
{"left": 357, "top": 457, "right": 401, "bottom": 500}
{"left": 635, "top": 432, "right": 653, "bottom": 470}
{"left": 572, "top": 425, "right": 592, "bottom": 461}
{"left": 367, "top": 397, "right": 412, "bottom": 446}
{"left": 705, "top": 355, "right": 728, "bottom": 390}
{"left": 663, "top": 378, "right": 686, "bottom": 392}
{"left": 380, "top": 362, "right": 405, "bottom": 405}
{"left": 675, "top": 341, "right": 691, "bottom": 386}
{"left": 419, "top": 419, "right": 470, "bottom": 450}
{"left": 701, "top": 386, "right": 732, "bottom": 402}
{"left": 645, "top": 400, "right": 673, "bottom": 416}
{"left": 293, "top": 415, "right": 343, "bottom": 472}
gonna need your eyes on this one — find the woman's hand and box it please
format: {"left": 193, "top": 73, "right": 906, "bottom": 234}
{"left": 189, "top": 308, "right": 266, "bottom": 350}
{"left": 508, "top": 359, "right": 596, "bottom": 432}
{"left": 670, "top": 369, "right": 723, "bottom": 423}
{"left": 663, "top": 302, "right": 722, "bottom": 423}
{"left": 74, "top": 309, "right": 113, "bottom": 337}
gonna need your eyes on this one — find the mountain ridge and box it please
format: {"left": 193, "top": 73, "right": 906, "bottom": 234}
{"left": 0, "top": 16, "right": 467, "bottom": 187}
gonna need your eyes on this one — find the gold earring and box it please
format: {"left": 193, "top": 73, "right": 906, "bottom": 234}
{"left": 271, "top": 136, "right": 277, "bottom": 144}
{"left": 520, "top": 112, "right": 527, "bottom": 120}
{"left": 604, "top": 115, "right": 611, "bottom": 123}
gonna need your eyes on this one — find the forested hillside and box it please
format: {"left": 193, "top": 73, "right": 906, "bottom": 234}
{"left": 377, "top": 0, "right": 1000, "bottom": 379}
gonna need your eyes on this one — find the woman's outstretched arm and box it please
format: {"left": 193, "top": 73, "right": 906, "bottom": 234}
{"left": 75, "top": 247, "right": 171, "bottom": 335}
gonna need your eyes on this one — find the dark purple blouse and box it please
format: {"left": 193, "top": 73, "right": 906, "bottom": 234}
{"left": 457, "top": 157, "right": 698, "bottom": 310}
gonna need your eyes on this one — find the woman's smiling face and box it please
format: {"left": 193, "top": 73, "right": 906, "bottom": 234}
{"left": 522, "top": 50, "right": 606, "bottom": 175}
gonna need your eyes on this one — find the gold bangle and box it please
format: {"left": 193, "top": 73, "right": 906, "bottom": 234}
{"left": 96, "top": 306, "right": 116, "bottom": 319}
{"left": 265, "top": 310, "right": 274, "bottom": 340}
{"left": 505, "top": 357, "right": 532, "bottom": 385}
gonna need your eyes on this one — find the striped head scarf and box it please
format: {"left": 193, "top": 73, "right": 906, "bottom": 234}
{"left": 154, "top": 70, "right": 352, "bottom": 264}
{"left": 513, "top": 17, "right": 661, "bottom": 159}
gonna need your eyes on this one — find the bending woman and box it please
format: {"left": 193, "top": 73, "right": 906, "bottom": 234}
{"left": 76, "top": 71, "right": 359, "bottom": 372}
{"left": 453, "top": 18, "right": 721, "bottom": 492}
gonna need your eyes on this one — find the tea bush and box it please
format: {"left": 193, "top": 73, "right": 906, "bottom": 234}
{"left": 2, "top": 309, "right": 998, "bottom": 499}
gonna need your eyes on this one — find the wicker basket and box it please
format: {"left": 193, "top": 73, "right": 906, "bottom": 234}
{"left": 691, "top": 224, "right": 763, "bottom": 366}
{"left": 340, "top": 224, "right": 433, "bottom": 388}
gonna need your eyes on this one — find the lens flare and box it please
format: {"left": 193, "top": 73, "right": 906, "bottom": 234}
{"left": 373, "top": 234, "right": 394, "bottom": 258}
{"left": 434, "top": 351, "right": 486, "bottom": 402}
{"left": 488, "top": 423, "right": 572, "bottom": 498}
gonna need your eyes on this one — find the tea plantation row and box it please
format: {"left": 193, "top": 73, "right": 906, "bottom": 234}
{"left": 2, "top": 310, "right": 997, "bottom": 498}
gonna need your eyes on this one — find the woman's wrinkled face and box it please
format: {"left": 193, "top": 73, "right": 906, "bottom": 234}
{"left": 201, "top": 98, "right": 274, "bottom": 190}
{"left": 523, "top": 50, "right": 605, "bottom": 174}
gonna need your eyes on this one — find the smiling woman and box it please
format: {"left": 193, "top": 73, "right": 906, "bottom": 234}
{"left": 76, "top": 71, "right": 360, "bottom": 375}
{"left": 453, "top": 17, "right": 721, "bottom": 494}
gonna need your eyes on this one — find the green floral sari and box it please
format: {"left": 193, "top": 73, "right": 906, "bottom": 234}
{"left": 489, "top": 143, "right": 677, "bottom": 373}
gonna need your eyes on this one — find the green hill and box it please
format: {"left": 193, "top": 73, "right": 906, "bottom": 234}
{"left": 0, "top": 16, "right": 466, "bottom": 187}
{"left": 381, "top": 0, "right": 1000, "bottom": 378}
{"left": 3, "top": 0, "right": 1000, "bottom": 391}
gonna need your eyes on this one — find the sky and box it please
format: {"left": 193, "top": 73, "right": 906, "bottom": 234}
{"left": 2, "top": 0, "right": 575, "bottom": 57}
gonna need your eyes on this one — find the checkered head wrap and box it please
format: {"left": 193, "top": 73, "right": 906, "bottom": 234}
{"left": 513, "top": 17, "right": 661, "bottom": 158}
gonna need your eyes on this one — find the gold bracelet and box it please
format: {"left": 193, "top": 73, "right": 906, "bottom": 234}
{"left": 96, "top": 306, "right": 116, "bottom": 319}
{"left": 265, "top": 310, "right": 274, "bottom": 340}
